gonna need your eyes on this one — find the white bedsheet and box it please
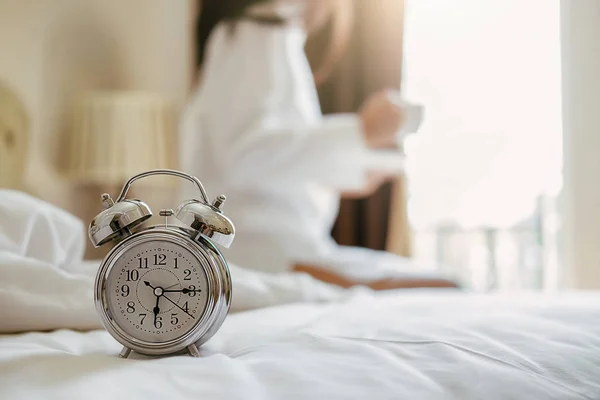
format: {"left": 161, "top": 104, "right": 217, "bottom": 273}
{"left": 2, "top": 190, "right": 600, "bottom": 399}
{"left": 1, "top": 291, "right": 600, "bottom": 399}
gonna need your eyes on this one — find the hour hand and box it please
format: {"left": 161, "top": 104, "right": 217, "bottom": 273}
{"left": 153, "top": 294, "right": 160, "bottom": 325}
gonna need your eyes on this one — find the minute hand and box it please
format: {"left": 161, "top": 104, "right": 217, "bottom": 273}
{"left": 163, "top": 288, "right": 201, "bottom": 294}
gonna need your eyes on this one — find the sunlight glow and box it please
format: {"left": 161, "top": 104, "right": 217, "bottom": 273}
{"left": 402, "top": 0, "right": 562, "bottom": 230}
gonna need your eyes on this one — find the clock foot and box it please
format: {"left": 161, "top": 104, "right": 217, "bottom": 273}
{"left": 119, "top": 346, "right": 132, "bottom": 359}
{"left": 188, "top": 344, "right": 200, "bottom": 357}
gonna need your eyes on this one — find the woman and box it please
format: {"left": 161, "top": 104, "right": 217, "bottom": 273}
{"left": 180, "top": 0, "right": 458, "bottom": 290}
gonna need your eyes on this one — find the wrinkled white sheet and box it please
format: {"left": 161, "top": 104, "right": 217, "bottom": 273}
{"left": 0, "top": 190, "right": 358, "bottom": 333}
{"left": 1, "top": 291, "right": 600, "bottom": 399}
{"left": 2, "top": 190, "right": 600, "bottom": 399}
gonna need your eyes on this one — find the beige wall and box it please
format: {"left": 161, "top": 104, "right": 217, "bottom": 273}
{"left": 561, "top": 0, "right": 600, "bottom": 289}
{"left": 0, "top": 0, "right": 192, "bottom": 210}
{"left": 0, "top": 0, "right": 192, "bottom": 257}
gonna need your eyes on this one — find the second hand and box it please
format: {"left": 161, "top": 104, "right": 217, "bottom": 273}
{"left": 161, "top": 294, "right": 195, "bottom": 319}
{"left": 144, "top": 281, "right": 193, "bottom": 319}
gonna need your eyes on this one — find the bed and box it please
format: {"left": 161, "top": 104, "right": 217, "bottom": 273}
{"left": 1, "top": 190, "right": 599, "bottom": 399}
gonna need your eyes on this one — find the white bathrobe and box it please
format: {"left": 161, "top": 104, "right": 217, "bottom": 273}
{"left": 179, "top": 19, "right": 433, "bottom": 280}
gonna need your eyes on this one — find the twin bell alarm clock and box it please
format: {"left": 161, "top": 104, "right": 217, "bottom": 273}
{"left": 89, "top": 170, "right": 234, "bottom": 358}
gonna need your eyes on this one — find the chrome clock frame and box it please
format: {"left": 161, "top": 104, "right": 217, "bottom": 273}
{"left": 94, "top": 227, "right": 232, "bottom": 357}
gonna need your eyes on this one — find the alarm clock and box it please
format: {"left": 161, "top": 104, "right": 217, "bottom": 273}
{"left": 90, "top": 169, "right": 234, "bottom": 358}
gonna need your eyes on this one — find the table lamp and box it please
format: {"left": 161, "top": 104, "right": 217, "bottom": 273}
{"left": 67, "top": 90, "right": 177, "bottom": 260}
{"left": 67, "top": 90, "right": 176, "bottom": 187}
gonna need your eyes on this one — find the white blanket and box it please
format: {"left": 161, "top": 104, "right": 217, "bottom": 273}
{"left": 1, "top": 291, "right": 599, "bottom": 399}
{"left": 1, "top": 190, "right": 600, "bottom": 399}
{"left": 0, "top": 190, "right": 359, "bottom": 333}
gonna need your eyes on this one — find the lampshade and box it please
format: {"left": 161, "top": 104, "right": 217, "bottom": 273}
{"left": 0, "top": 83, "right": 28, "bottom": 190}
{"left": 67, "top": 90, "right": 175, "bottom": 185}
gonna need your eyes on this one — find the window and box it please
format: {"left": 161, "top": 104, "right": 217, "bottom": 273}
{"left": 402, "top": 0, "right": 562, "bottom": 291}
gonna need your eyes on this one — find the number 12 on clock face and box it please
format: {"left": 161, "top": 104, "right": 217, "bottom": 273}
{"left": 138, "top": 254, "right": 180, "bottom": 268}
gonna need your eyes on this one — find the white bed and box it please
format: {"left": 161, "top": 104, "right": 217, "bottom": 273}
{"left": 1, "top": 190, "right": 599, "bottom": 399}
{"left": 2, "top": 291, "right": 600, "bottom": 399}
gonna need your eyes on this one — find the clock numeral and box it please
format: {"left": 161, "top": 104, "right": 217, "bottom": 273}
{"left": 138, "top": 257, "right": 148, "bottom": 269}
{"left": 154, "top": 316, "right": 163, "bottom": 329}
{"left": 182, "top": 301, "right": 189, "bottom": 312}
{"left": 126, "top": 270, "right": 139, "bottom": 282}
{"left": 121, "top": 284, "right": 130, "bottom": 297}
{"left": 154, "top": 254, "right": 166, "bottom": 266}
{"left": 171, "top": 313, "right": 179, "bottom": 325}
{"left": 187, "top": 285, "right": 196, "bottom": 297}
{"left": 174, "top": 258, "right": 179, "bottom": 269}
{"left": 139, "top": 313, "right": 147, "bottom": 325}
{"left": 126, "top": 301, "right": 135, "bottom": 313}
{"left": 184, "top": 269, "right": 192, "bottom": 280}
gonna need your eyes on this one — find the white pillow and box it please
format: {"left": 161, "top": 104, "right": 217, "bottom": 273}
{"left": 0, "top": 190, "right": 85, "bottom": 267}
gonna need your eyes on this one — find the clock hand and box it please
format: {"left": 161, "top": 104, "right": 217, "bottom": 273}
{"left": 163, "top": 288, "right": 202, "bottom": 294}
{"left": 145, "top": 281, "right": 163, "bottom": 327}
{"left": 161, "top": 294, "right": 195, "bottom": 319}
{"left": 153, "top": 295, "right": 160, "bottom": 327}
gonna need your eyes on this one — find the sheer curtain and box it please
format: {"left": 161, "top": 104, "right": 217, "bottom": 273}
{"left": 402, "top": 0, "right": 562, "bottom": 291}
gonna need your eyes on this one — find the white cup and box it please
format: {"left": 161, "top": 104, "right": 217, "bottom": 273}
{"left": 398, "top": 102, "right": 424, "bottom": 137}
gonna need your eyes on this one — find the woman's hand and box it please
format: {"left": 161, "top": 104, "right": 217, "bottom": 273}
{"left": 359, "top": 89, "right": 406, "bottom": 149}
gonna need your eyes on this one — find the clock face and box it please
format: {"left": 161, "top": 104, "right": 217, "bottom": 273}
{"left": 105, "top": 239, "right": 209, "bottom": 343}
